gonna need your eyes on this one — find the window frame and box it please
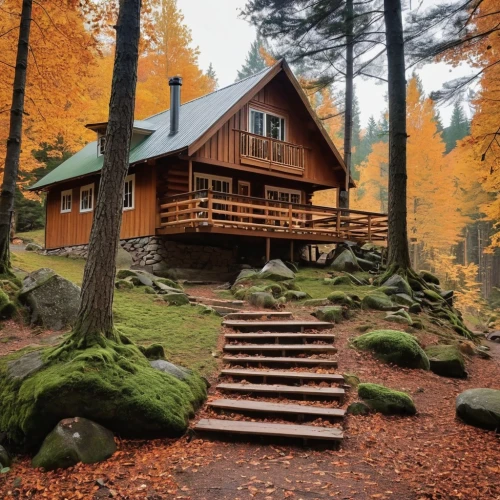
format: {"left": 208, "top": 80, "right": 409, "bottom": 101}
{"left": 60, "top": 189, "right": 72, "bottom": 214}
{"left": 97, "top": 134, "right": 106, "bottom": 157}
{"left": 123, "top": 174, "right": 135, "bottom": 211}
{"left": 193, "top": 173, "right": 233, "bottom": 194}
{"left": 249, "top": 107, "right": 286, "bottom": 141}
{"left": 264, "top": 185, "right": 302, "bottom": 205}
{"left": 79, "top": 183, "right": 95, "bottom": 213}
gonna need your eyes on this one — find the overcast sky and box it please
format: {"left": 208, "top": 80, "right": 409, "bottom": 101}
{"left": 177, "top": 0, "right": 473, "bottom": 128}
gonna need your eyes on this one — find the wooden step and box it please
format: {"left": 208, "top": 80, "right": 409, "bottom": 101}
{"left": 217, "top": 383, "right": 345, "bottom": 399}
{"left": 208, "top": 399, "right": 346, "bottom": 419}
{"left": 191, "top": 296, "right": 244, "bottom": 307}
{"left": 223, "top": 320, "right": 332, "bottom": 333}
{"left": 225, "top": 333, "right": 335, "bottom": 342}
{"left": 223, "top": 356, "right": 338, "bottom": 368}
{"left": 224, "top": 311, "right": 294, "bottom": 320}
{"left": 220, "top": 369, "right": 344, "bottom": 383}
{"left": 223, "top": 344, "right": 337, "bottom": 354}
{"left": 194, "top": 419, "right": 343, "bottom": 442}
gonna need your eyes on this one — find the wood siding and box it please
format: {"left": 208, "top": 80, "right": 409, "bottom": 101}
{"left": 45, "top": 165, "right": 156, "bottom": 249}
{"left": 193, "top": 72, "right": 344, "bottom": 188}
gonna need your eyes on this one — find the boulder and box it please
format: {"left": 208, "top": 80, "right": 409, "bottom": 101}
{"left": 116, "top": 247, "right": 132, "bottom": 269}
{"left": 115, "top": 279, "right": 134, "bottom": 290}
{"left": 356, "top": 257, "right": 377, "bottom": 272}
{"left": 303, "top": 298, "right": 330, "bottom": 307}
{"left": 385, "top": 312, "right": 412, "bottom": 326}
{"left": 346, "top": 401, "right": 370, "bottom": 416}
{"left": 423, "top": 289, "right": 443, "bottom": 302}
{"left": 312, "top": 306, "right": 345, "bottom": 323}
{"left": 141, "top": 344, "right": 165, "bottom": 361}
{"left": 130, "top": 274, "right": 154, "bottom": 287}
{"left": 456, "top": 388, "right": 500, "bottom": 429}
{"left": 382, "top": 275, "right": 412, "bottom": 296}
{"left": 19, "top": 269, "right": 80, "bottom": 331}
{"left": 233, "top": 269, "right": 258, "bottom": 284}
{"left": 330, "top": 276, "right": 352, "bottom": 286}
{"left": 284, "top": 290, "right": 310, "bottom": 301}
{"left": 163, "top": 293, "right": 190, "bottom": 306}
{"left": 420, "top": 270, "right": 440, "bottom": 285}
{"left": 331, "top": 248, "right": 360, "bottom": 272}
{"left": 150, "top": 360, "right": 192, "bottom": 381}
{"left": 258, "top": 260, "right": 295, "bottom": 281}
{"left": 392, "top": 293, "right": 415, "bottom": 307}
{"left": 352, "top": 330, "right": 430, "bottom": 370}
{"left": 361, "top": 293, "right": 395, "bottom": 311}
{"left": 7, "top": 351, "right": 44, "bottom": 380}
{"left": 425, "top": 345, "right": 467, "bottom": 379}
{"left": 358, "top": 383, "right": 416, "bottom": 415}
{"left": 343, "top": 373, "right": 360, "bottom": 388}
{"left": 25, "top": 242, "right": 42, "bottom": 252}
{"left": 116, "top": 269, "right": 137, "bottom": 280}
{"left": 328, "top": 291, "right": 353, "bottom": 307}
{"left": 32, "top": 417, "right": 116, "bottom": 471}
{"left": 154, "top": 278, "right": 183, "bottom": 291}
{"left": 249, "top": 292, "right": 276, "bottom": 309}
{"left": 0, "top": 445, "right": 11, "bottom": 468}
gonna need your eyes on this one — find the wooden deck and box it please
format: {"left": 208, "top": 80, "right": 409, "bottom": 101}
{"left": 157, "top": 189, "right": 388, "bottom": 244}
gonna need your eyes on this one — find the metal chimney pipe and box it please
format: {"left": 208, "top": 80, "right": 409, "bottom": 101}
{"left": 169, "top": 76, "right": 182, "bottom": 135}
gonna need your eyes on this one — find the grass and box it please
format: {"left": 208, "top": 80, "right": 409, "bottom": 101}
{"left": 7, "top": 251, "right": 221, "bottom": 377}
{"left": 16, "top": 229, "right": 45, "bottom": 247}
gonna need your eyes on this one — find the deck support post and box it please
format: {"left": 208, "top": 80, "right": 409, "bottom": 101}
{"left": 266, "top": 237, "right": 271, "bottom": 262}
{"left": 188, "top": 159, "right": 193, "bottom": 192}
{"left": 290, "top": 240, "right": 294, "bottom": 262}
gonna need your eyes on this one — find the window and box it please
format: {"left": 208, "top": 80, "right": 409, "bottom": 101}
{"left": 80, "top": 183, "right": 94, "bottom": 213}
{"left": 97, "top": 134, "right": 106, "bottom": 156}
{"left": 60, "top": 189, "right": 72, "bottom": 213}
{"left": 249, "top": 108, "right": 285, "bottom": 141}
{"left": 194, "top": 174, "right": 232, "bottom": 195}
{"left": 265, "top": 186, "right": 301, "bottom": 204}
{"left": 123, "top": 174, "right": 135, "bottom": 211}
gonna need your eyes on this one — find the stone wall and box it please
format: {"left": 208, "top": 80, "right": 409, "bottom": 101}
{"left": 45, "top": 236, "right": 239, "bottom": 279}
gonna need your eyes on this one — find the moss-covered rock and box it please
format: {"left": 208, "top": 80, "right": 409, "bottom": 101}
{"left": 358, "top": 383, "right": 416, "bottom": 415}
{"left": 331, "top": 248, "right": 360, "bottom": 272}
{"left": 343, "top": 373, "right": 360, "bottom": 388}
{"left": 284, "top": 290, "right": 310, "bottom": 301}
{"left": 259, "top": 259, "right": 295, "bottom": 281}
{"left": 264, "top": 283, "right": 285, "bottom": 297}
{"left": 115, "top": 279, "right": 134, "bottom": 290}
{"left": 155, "top": 278, "right": 183, "bottom": 291}
{"left": 384, "top": 312, "right": 412, "bottom": 326}
{"left": 409, "top": 303, "right": 423, "bottom": 314}
{"left": 116, "top": 270, "right": 137, "bottom": 280}
{"left": 0, "top": 341, "right": 207, "bottom": 448}
{"left": 32, "top": 417, "right": 116, "bottom": 471}
{"left": 140, "top": 343, "right": 166, "bottom": 361}
{"left": 377, "top": 286, "right": 399, "bottom": 296}
{"left": 420, "top": 270, "right": 440, "bottom": 285}
{"left": 144, "top": 286, "right": 156, "bottom": 294}
{"left": 346, "top": 401, "right": 370, "bottom": 416}
{"left": 382, "top": 274, "right": 413, "bottom": 296}
{"left": 361, "top": 293, "right": 394, "bottom": 311}
{"left": 352, "top": 330, "right": 430, "bottom": 370}
{"left": 163, "top": 293, "right": 190, "bottom": 306}
{"left": 425, "top": 345, "right": 467, "bottom": 378}
{"left": 328, "top": 291, "right": 353, "bottom": 307}
{"left": 249, "top": 292, "right": 276, "bottom": 309}
{"left": 303, "top": 298, "right": 330, "bottom": 307}
{"left": 331, "top": 276, "right": 352, "bottom": 286}
{"left": 423, "top": 289, "right": 443, "bottom": 302}
{"left": 0, "top": 288, "right": 16, "bottom": 319}
{"left": 312, "top": 305, "right": 345, "bottom": 323}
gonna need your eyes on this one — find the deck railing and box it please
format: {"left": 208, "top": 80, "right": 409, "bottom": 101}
{"left": 238, "top": 130, "right": 305, "bottom": 174}
{"left": 158, "top": 190, "right": 388, "bottom": 243}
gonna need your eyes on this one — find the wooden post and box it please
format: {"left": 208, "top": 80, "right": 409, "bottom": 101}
{"left": 288, "top": 204, "right": 293, "bottom": 232}
{"left": 336, "top": 210, "right": 341, "bottom": 236}
{"left": 368, "top": 215, "right": 372, "bottom": 241}
{"left": 207, "top": 190, "right": 213, "bottom": 224}
{"left": 188, "top": 159, "right": 193, "bottom": 192}
{"left": 290, "top": 240, "right": 294, "bottom": 262}
{"left": 156, "top": 197, "right": 161, "bottom": 228}
{"left": 266, "top": 237, "right": 271, "bottom": 262}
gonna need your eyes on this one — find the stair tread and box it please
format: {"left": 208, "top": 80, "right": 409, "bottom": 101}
{"left": 221, "top": 369, "right": 344, "bottom": 382}
{"left": 225, "top": 333, "right": 335, "bottom": 339}
{"left": 224, "top": 311, "right": 293, "bottom": 320}
{"left": 224, "top": 344, "right": 337, "bottom": 352}
{"left": 223, "top": 356, "right": 338, "bottom": 366}
{"left": 208, "top": 398, "right": 346, "bottom": 418}
{"left": 224, "top": 320, "right": 332, "bottom": 328}
{"left": 217, "top": 383, "right": 345, "bottom": 397}
{"left": 194, "top": 418, "right": 343, "bottom": 441}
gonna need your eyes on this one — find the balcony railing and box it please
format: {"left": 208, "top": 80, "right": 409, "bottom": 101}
{"left": 238, "top": 130, "right": 305, "bottom": 174}
{"left": 157, "top": 190, "right": 388, "bottom": 243}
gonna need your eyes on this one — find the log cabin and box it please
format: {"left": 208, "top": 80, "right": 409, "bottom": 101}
{"left": 30, "top": 60, "right": 387, "bottom": 279}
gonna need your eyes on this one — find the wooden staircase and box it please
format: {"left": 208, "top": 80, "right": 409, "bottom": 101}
{"left": 194, "top": 312, "right": 346, "bottom": 446}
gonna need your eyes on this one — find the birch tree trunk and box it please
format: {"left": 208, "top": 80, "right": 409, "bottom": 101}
{"left": 339, "top": 0, "right": 354, "bottom": 210}
{"left": 0, "top": 0, "right": 33, "bottom": 275}
{"left": 72, "top": 0, "right": 141, "bottom": 345}
{"left": 384, "top": 0, "right": 411, "bottom": 269}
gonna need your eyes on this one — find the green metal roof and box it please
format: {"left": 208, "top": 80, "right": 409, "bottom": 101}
{"left": 29, "top": 65, "right": 276, "bottom": 191}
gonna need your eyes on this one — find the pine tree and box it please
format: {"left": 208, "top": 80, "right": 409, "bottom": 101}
{"left": 443, "top": 103, "right": 469, "bottom": 153}
{"left": 236, "top": 36, "right": 268, "bottom": 81}
{"left": 206, "top": 63, "right": 218, "bottom": 89}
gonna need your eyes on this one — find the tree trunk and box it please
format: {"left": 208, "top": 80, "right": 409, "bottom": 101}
{"left": 384, "top": 0, "right": 411, "bottom": 269}
{"left": 72, "top": 0, "right": 141, "bottom": 345}
{"left": 339, "top": 0, "right": 354, "bottom": 210}
{"left": 0, "top": 0, "right": 33, "bottom": 275}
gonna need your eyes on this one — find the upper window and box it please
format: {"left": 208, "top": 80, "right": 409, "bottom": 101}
{"left": 80, "top": 183, "right": 94, "bottom": 213}
{"left": 97, "top": 134, "right": 106, "bottom": 156}
{"left": 60, "top": 189, "right": 72, "bottom": 213}
{"left": 250, "top": 108, "right": 285, "bottom": 141}
{"left": 123, "top": 174, "right": 135, "bottom": 211}
{"left": 265, "top": 186, "right": 301, "bottom": 205}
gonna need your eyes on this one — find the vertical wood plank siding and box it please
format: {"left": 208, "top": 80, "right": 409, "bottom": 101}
{"left": 45, "top": 165, "right": 156, "bottom": 249}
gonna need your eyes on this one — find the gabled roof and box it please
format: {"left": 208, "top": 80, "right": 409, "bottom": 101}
{"left": 29, "top": 60, "right": 346, "bottom": 191}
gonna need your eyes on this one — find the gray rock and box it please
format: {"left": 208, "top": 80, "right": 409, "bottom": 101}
{"left": 249, "top": 292, "right": 276, "bottom": 309}
{"left": 25, "top": 243, "right": 42, "bottom": 252}
{"left": 392, "top": 293, "right": 415, "bottom": 307}
{"left": 456, "top": 388, "right": 500, "bottom": 429}
{"left": 19, "top": 269, "right": 80, "bottom": 331}
{"left": 150, "top": 360, "right": 192, "bottom": 380}
{"left": 283, "top": 290, "right": 310, "bottom": 301}
{"left": 7, "top": 351, "right": 44, "bottom": 380}
{"left": 331, "top": 248, "right": 360, "bottom": 273}
{"left": 382, "top": 275, "right": 413, "bottom": 296}
{"left": 132, "top": 273, "right": 154, "bottom": 287}
{"left": 32, "top": 417, "right": 116, "bottom": 471}
{"left": 385, "top": 312, "right": 412, "bottom": 325}
{"left": 0, "top": 445, "right": 11, "bottom": 467}
{"left": 258, "top": 259, "right": 295, "bottom": 281}
{"left": 116, "top": 248, "right": 132, "bottom": 269}
{"left": 303, "top": 298, "right": 331, "bottom": 307}
{"left": 155, "top": 282, "right": 182, "bottom": 294}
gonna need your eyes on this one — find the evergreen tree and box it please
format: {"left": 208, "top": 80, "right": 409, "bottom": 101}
{"left": 443, "top": 102, "right": 469, "bottom": 153}
{"left": 206, "top": 62, "right": 218, "bottom": 89}
{"left": 236, "top": 35, "right": 268, "bottom": 81}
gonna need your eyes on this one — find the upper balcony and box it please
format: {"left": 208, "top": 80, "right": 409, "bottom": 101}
{"left": 237, "top": 130, "right": 305, "bottom": 176}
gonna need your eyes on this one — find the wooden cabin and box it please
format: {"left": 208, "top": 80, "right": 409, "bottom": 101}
{"left": 30, "top": 60, "right": 387, "bottom": 277}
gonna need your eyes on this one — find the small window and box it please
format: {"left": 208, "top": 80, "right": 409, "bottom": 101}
{"left": 61, "top": 189, "right": 72, "bottom": 213}
{"left": 123, "top": 174, "right": 135, "bottom": 211}
{"left": 80, "top": 183, "right": 94, "bottom": 213}
{"left": 97, "top": 135, "right": 106, "bottom": 156}
{"left": 249, "top": 108, "right": 285, "bottom": 141}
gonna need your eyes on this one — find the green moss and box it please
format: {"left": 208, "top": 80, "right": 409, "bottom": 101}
{"left": 140, "top": 343, "right": 166, "bottom": 360}
{"left": 361, "top": 293, "right": 394, "bottom": 311}
{"left": 263, "top": 283, "right": 284, "bottom": 297}
{"left": 249, "top": 292, "right": 276, "bottom": 309}
{"left": 347, "top": 401, "right": 370, "bottom": 415}
{"left": 116, "top": 270, "right": 137, "bottom": 280}
{"left": 327, "top": 291, "right": 353, "bottom": 307}
{"left": 283, "top": 290, "right": 310, "bottom": 301}
{"left": 343, "top": 373, "right": 360, "bottom": 388}
{"left": 0, "top": 340, "right": 207, "bottom": 449}
{"left": 163, "top": 293, "right": 190, "bottom": 306}
{"left": 313, "top": 306, "right": 345, "bottom": 323}
{"left": 115, "top": 279, "right": 134, "bottom": 290}
{"left": 425, "top": 344, "right": 467, "bottom": 378}
{"left": 155, "top": 278, "right": 183, "bottom": 291}
{"left": 423, "top": 289, "right": 443, "bottom": 302}
{"left": 420, "top": 270, "right": 440, "bottom": 285}
{"left": 331, "top": 276, "right": 352, "bottom": 286}
{"left": 352, "top": 330, "right": 430, "bottom": 370}
{"left": 358, "top": 383, "right": 416, "bottom": 415}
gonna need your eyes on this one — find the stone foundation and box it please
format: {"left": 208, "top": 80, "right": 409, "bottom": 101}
{"left": 45, "top": 236, "right": 239, "bottom": 279}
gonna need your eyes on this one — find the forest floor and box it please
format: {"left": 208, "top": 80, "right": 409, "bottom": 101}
{"left": 1, "top": 252, "right": 499, "bottom": 500}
